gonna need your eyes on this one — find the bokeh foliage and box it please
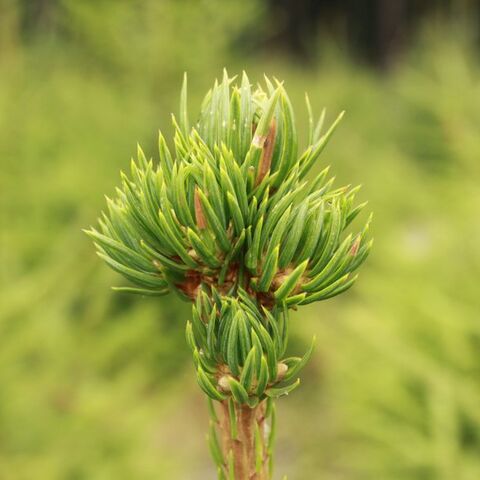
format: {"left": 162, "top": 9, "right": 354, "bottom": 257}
{"left": 1, "top": 1, "right": 479, "bottom": 479}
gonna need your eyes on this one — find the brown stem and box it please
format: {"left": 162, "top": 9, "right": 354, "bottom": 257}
{"left": 218, "top": 400, "right": 270, "bottom": 479}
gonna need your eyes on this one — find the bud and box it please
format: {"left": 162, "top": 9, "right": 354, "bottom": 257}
{"left": 276, "top": 362, "right": 289, "bottom": 382}
{"left": 218, "top": 375, "right": 231, "bottom": 393}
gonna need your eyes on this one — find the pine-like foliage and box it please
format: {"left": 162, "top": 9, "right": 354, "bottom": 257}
{"left": 85, "top": 71, "right": 372, "bottom": 478}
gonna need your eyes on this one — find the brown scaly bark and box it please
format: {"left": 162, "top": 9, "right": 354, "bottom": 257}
{"left": 217, "top": 400, "right": 270, "bottom": 479}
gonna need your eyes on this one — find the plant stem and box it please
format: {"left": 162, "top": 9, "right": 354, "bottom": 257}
{"left": 215, "top": 399, "right": 272, "bottom": 479}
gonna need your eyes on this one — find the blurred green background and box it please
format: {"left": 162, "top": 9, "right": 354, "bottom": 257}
{"left": 1, "top": 1, "right": 479, "bottom": 479}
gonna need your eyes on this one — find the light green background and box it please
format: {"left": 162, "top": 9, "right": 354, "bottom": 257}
{"left": 1, "top": 2, "right": 479, "bottom": 479}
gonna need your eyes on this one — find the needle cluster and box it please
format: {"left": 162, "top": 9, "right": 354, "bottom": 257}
{"left": 85, "top": 71, "right": 372, "bottom": 479}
